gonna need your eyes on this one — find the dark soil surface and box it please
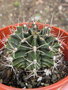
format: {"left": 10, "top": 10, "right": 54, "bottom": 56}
{"left": 0, "top": 0, "right": 68, "bottom": 31}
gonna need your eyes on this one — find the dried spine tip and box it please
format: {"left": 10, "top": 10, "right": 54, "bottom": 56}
{"left": 12, "top": 32, "right": 15, "bottom": 35}
{"left": 53, "top": 56, "right": 57, "bottom": 61}
{"left": 6, "top": 57, "right": 13, "bottom": 62}
{"left": 40, "top": 37, "right": 44, "bottom": 40}
{"left": 55, "top": 37, "right": 60, "bottom": 42}
{"left": 44, "top": 69, "right": 51, "bottom": 76}
{"left": 44, "top": 26, "right": 48, "bottom": 29}
{"left": 45, "top": 26, "right": 51, "bottom": 30}
{"left": 58, "top": 48, "right": 62, "bottom": 53}
{"left": 23, "top": 24, "right": 27, "bottom": 27}
{"left": 32, "top": 68, "right": 37, "bottom": 76}
{"left": 13, "top": 48, "right": 17, "bottom": 53}
{"left": 34, "top": 25, "right": 37, "bottom": 28}
{"left": 25, "top": 83, "right": 28, "bottom": 86}
{"left": 49, "top": 46, "right": 53, "bottom": 51}
{"left": 34, "top": 59, "right": 37, "bottom": 64}
{"left": 0, "top": 51, "right": 3, "bottom": 54}
{"left": 21, "top": 38, "right": 26, "bottom": 43}
{"left": 46, "top": 34, "right": 49, "bottom": 36}
{"left": 48, "top": 27, "right": 51, "bottom": 30}
{"left": 54, "top": 62, "right": 57, "bottom": 68}
{"left": 59, "top": 43, "right": 62, "bottom": 46}
{"left": 33, "top": 22, "right": 36, "bottom": 25}
{"left": 33, "top": 22, "right": 37, "bottom": 28}
{"left": 33, "top": 46, "right": 37, "bottom": 52}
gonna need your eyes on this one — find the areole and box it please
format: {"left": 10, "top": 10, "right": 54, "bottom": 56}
{"left": 0, "top": 22, "right": 68, "bottom": 90}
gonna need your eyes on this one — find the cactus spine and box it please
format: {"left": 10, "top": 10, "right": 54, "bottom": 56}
{"left": 5, "top": 23, "right": 62, "bottom": 77}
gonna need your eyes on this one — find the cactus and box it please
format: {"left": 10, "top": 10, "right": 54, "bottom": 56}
{"left": 5, "top": 23, "right": 62, "bottom": 78}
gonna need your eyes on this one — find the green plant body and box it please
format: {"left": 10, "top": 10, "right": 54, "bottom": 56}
{"left": 5, "top": 23, "right": 61, "bottom": 77}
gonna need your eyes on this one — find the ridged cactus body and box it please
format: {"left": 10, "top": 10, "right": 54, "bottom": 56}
{"left": 5, "top": 23, "right": 61, "bottom": 72}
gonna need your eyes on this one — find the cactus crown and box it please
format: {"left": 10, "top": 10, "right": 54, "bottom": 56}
{"left": 5, "top": 23, "right": 61, "bottom": 76}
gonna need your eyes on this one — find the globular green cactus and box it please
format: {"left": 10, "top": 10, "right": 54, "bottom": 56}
{"left": 5, "top": 23, "right": 62, "bottom": 77}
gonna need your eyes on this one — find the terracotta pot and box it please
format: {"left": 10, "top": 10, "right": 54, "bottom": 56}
{"left": 0, "top": 22, "right": 68, "bottom": 90}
